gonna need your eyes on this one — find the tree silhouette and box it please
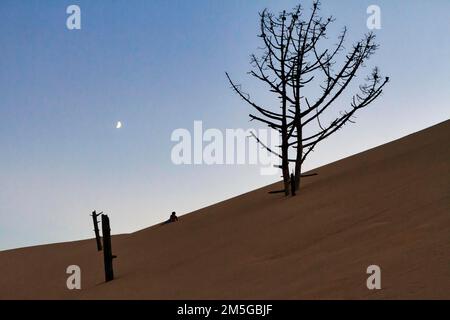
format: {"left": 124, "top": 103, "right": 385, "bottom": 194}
{"left": 226, "top": 0, "right": 389, "bottom": 195}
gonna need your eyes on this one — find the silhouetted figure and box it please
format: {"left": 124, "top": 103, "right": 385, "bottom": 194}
{"left": 161, "top": 211, "right": 179, "bottom": 225}
{"left": 290, "top": 173, "right": 296, "bottom": 196}
{"left": 169, "top": 211, "right": 178, "bottom": 223}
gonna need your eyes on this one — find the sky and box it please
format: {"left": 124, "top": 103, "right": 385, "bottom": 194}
{"left": 0, "top": 0, "right": 449, "bottom": 250}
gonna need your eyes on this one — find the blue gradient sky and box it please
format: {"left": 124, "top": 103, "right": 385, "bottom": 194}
{"left": 0, "top": 0, "right": 449, "bottom": 250}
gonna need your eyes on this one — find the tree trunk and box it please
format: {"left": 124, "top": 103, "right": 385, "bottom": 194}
{"left": 294, "top": 126, "right": 303, "bottom": 190}
{"left": 294, "top": 154, "right": 302, "bottom": 191}
{"left": 101, "top": 214, "right": 115, "bottom": 282}
{"left": 294, "top": 110, "right": 303, "bottom": 191}
{"left": 91, "top": 211, "right": 102, "bottom": 251}
{"left": 290, "top": 173, "right": 296, "bottom": 196}
{"left": 282, "top": 156, "right": 290, "bottom": 196}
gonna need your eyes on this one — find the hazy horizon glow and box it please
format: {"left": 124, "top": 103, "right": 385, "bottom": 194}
{"left": 1, "top": 0, "right": 449, "bottom": 250}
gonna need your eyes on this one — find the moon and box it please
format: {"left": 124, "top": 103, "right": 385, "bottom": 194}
{"left": 116, "top": 121, "right": 122, "bottom": 129}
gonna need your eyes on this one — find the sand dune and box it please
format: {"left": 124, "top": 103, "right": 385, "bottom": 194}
{"left": 1, "top": 120, "right": 449, "bottom": 299}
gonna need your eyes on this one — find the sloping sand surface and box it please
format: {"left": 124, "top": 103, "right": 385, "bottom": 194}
{"left": 1, "top": 120, "right": 449, "bottom": 299}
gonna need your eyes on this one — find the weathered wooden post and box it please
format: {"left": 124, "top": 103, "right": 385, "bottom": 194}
{"left": 290, "top": 173, "right": 296, "bottom": 196}
{"left": 101, "top": 214, "right": 116, "bottom": 282}
{"left": 91, "top": 210, "right": 103, "bottom": 251}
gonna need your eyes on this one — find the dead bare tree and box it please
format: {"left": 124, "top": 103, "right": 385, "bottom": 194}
{"left": 226, "top": 6, "right": 300, "bottom": 195}
{"left": 226, "top": 0, "right": 389, "bottom": 195}
{"left": 91, "top": 210, "right": 102, "bottom": 251}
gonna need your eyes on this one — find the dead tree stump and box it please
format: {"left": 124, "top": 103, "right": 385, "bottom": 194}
{"left": 101, "top": 214, "right": 116, "bottom": 282}
{"left": 91, "top": 210, "right": 102, "bottom": 251}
